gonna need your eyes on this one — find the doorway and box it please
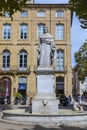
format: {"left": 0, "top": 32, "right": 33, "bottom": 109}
{"left": 0, "top": 77, "right": 11, "bottom": 97}
{"left": 18, "top": 77, "right": 27, "bottom": 97}
{"left": 56, "top": 76, "right": 64, "bottom": 97}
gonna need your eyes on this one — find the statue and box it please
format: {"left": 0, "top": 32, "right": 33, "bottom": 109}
{"left": 37, "top": 27, "right": 56, "bottom": 67}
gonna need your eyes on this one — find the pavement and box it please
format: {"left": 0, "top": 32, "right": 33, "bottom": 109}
{"left": 0, "top": 102, "right": 87, "bottom": 130}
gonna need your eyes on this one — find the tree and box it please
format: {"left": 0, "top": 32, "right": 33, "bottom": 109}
{"left": 0, "top": 0, "right": 30, "bottom": 18}
{"left": 69, "top": 0, "right": 87, "bottom": 28}
{"left": 74, "top": 41, "right": 87, "bottom": 82}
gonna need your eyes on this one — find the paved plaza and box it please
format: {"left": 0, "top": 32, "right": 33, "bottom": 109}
{"left": 0, "top": 120, "right": 87, "bottom": 130}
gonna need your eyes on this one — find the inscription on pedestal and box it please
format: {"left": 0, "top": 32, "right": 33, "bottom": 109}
{"left": 37, "top": 75, "right": 54, "bottom": 94}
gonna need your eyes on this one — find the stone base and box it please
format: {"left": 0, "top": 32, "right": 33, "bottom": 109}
{"left": 32, "top": 68, "right": 59, "bottom": 114}
{"left": 37, "top": 75, "right": 54, "bottom": 94}
{"left": 34, "top": 94, "right": 56, "bottom": 100}
{"left": 32, "top": 99, "right": 59, "bottom": 114}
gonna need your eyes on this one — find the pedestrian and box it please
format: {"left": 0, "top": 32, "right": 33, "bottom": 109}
{"left": 73, "top": 99, "right": 84, "bottom": 112}
{"left": 29, "top": 97, "right": 32, "bottom": 105}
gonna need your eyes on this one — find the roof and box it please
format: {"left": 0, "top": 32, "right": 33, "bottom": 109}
{"left": 26, "top": 3, "right": 72, "bottom": 8}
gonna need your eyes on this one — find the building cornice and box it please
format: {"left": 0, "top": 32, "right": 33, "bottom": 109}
{"left": 26, "top": 4, "right": 72, "bottom": 9}
{"left": 25, "top": 4, "right": 73, "bottom": 26}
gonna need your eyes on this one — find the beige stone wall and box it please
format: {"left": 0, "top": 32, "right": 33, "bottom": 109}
{"left": 0, "top": 4, "right": 72, "bottom": 97}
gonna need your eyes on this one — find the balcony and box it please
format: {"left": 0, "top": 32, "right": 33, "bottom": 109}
{"left": 0, "top": 65, "right": 30, "bottom": 75}
{"left": 34, "top": 65, "right": 67, "bottom": 74}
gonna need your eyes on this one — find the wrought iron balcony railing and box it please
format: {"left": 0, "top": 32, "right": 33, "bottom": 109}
{"left": 34, "top": 65, "right": 67, "bottom": 74}
{"left": 0, "top": 65, "right": 30, "bottom": 74}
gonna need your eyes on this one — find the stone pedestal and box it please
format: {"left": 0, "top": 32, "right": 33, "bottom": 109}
{"left": 37, "top": 75, "right": 54, "bottom": 94}
{"left": 32, "top": 68, "right": 59, "bottom": 114}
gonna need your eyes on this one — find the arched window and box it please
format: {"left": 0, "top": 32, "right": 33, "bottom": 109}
{"left": 0, "top": 77, "right": 11, "bottom": 96}
{"left": 19, "top": 50, "right": 27, "bottom": 70}
{"left": 2, "top": 50, "right": 10, "bottom": 70}
{"left": 56, "top": 77, "right": 64, "bottom": 96}
{"left": 56, "top": 50, "right": 64, "bottom": 71}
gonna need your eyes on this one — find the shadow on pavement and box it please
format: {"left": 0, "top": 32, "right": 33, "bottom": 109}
{"left": 23, "top": 125, "right": 87, "bottom": 130}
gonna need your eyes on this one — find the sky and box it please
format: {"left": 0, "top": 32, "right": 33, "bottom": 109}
{"left": 35, "top": 0, "right": 87, "bottom": 67}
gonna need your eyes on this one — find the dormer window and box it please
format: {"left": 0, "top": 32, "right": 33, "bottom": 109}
{"left": 56, "top": 11, "right": 64, "bottom": 18}
{"left": 4, "top": 12, "right": 10, "bottom": 17}
{"left": 37, "top": 10, "right": 46, "bottom": 17}
{"left": 20, "top": 11, "right": 28, "bottom": 17}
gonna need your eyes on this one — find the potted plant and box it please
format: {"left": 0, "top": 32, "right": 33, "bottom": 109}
{"left": 14, "top": 92, "right": 23, "bottom": 104}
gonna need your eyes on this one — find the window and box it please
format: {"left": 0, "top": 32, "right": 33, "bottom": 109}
{"left": 2, "top": 50, "right": 10, "bottom": 70}
{"left": 4, "top": 12, "right": 10, "bottom": 17}
{"left": 56, "top": 24, "right": 64, "bottom": 40}
{"left": 3, "top": 24, "right": 11, "bottom": 39}
{"left": 56, "top": 50, "right": 64, "bottom": 71}
{"left": 37, "top": 10, "right": 46, "bottom": 17}
{"left": 56, "top": 11, "right": 64, "bottom": 17}
{"left": 37, "top": 24, "right": 45, "bottom": 38}
{"left": 20, "top": 11, "right": 28, "bottom": 17}
{"left": 19, "top": 50, "right": 27, "bottom": 70}
{"left": 20, "top": 24, "right": 28, "bottom": 39}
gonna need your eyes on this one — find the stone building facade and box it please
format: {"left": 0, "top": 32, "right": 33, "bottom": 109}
{"left": 0, "top": 3, "right": 72, "bottom": 99}
{"left": 72, "top": 68, "right": 87, "bottom": 96}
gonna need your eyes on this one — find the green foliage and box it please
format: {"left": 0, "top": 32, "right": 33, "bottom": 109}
{"left": 58, "top": 94, "right": 66, "bottom": 99}
{"left": 0, "top": 86, "right": 6, "bottom": 93}
{"left": 69, "top": 0, "right": 87, "bottom": 28}
{"left": 0, "top": 0, "right": 29, "bottom": 18}
{"left": 14, "top": 92, "right": 23, "bottom": 99}
{"left": 74, "top": 41, "right": 87, "bottom": 82}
